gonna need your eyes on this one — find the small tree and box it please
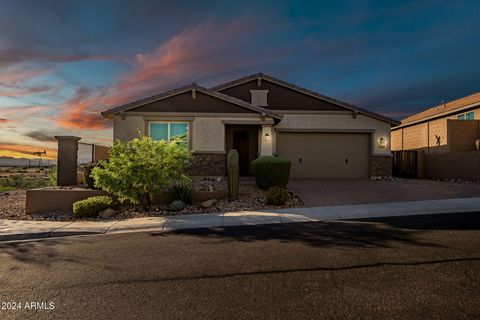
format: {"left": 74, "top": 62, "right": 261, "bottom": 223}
{"left": 91, "top": 136, "right": 192, "bottom": 211}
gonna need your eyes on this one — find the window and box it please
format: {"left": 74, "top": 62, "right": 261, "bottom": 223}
{"left": 250, "top": 90, "right": 268, "bottom": 106}
{"left": 457, "top": 111, "right": 474, "bottom": 120}
{"left": 149, "top": 122, "right": 189, "bottom": 147}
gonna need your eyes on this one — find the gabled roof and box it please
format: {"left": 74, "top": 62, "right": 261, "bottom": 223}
{"left": 396, "top": 92, "right": 480, "bottom": 128}
{"left": 101, "top": 83, "right": 283, "bottom": 120}
{"left": 211, "top": 73, "right": 400, "bottom": 126}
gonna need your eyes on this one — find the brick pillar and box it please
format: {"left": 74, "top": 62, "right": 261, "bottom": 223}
{"left": 55, "top": 136, "right": 81, "bottom": 186}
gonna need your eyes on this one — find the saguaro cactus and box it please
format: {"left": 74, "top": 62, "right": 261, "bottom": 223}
{"left": 227, "top": 149, "right": 239, "bottom": 200}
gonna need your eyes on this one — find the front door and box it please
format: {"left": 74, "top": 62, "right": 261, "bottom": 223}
{"left": 233, "top": 130, "right": 250, "bottom": 175}
{"left": 225, "top": 126, "right": 259, "bottom": 176}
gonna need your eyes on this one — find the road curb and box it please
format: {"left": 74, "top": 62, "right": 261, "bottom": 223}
{"left": 1, "top": 197, "right": 480, "bottom": 242}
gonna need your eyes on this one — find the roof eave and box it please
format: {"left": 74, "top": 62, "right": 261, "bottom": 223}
{"left": 99, "top": 83, "right": 281, "bottom": 120}
{"left": 211, "top": 73, "right": 398, "bottom": 125}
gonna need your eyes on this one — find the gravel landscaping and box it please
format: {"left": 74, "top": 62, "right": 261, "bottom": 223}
{"left": 0, "top": 177, "right": 304, "bottom": 221}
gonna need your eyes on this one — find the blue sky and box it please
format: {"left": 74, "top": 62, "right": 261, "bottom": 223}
{"left": 0, "top": 0, "right": 479, "bottom": 158}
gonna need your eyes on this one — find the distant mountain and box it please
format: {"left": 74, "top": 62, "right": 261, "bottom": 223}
{"left": 0, "top": 156, "right": 56, "bottom": 167}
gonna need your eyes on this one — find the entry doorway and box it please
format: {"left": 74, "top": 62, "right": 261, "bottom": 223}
{"left": 225, "top": 125, "right": 259, "bottom": 176}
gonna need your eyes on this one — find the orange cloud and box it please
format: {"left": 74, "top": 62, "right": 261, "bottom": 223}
{"left": 116, "top": 19, "right": 255, "bottom": 98}
{"left": 55, "top": 87, "right": 111, "bottom": 130}
{"left": 0, "top": 143, "right": 57, "bottom": 159}
{"left": 54, "top": 19, "right": 257, "bottom": 130}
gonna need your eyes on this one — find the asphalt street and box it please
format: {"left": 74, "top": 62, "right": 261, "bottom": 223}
{"left": 1, "top": 212, "right": 480, "bottom": 319}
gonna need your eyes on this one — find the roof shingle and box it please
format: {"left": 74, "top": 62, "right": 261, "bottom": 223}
{"left": 401, "top": 92, "right": 480, "bottom": 125}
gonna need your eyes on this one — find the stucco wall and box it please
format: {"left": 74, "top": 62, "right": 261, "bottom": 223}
{"left": 113, "top": 114, "right": 268, "bottom": 153}
{"left": 425, "top": 151, "right": 480, "bottom": 181}
{"left": 275, "top": 113, "right": 392, "bottom": 155}
{"left": 113, "top": 115, "right": 145, "bottom": 142}
{"left": 113, "top": 112, "right": 393, "bottom": 156}
{"left": 192, "top": 117, "right": 225, "bottom": 152}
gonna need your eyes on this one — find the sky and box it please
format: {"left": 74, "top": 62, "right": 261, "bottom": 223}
{"left": 0, "top": 0, "right": 479, "bottom": 159}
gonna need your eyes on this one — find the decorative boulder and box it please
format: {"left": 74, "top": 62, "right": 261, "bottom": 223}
{"left": 99, "top": 208, "right": 117, "bottom": 219}
{"left": 201, "top": 199, "right": 217, "bottom": 208}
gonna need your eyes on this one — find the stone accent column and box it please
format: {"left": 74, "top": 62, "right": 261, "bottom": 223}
{"left": 260, "top": 125, "right": 273, "bottom": 156}
{"left": 370, "top": 155, "right": 393, "bottom": 177}
{"left": 55, "top": 136, "right": 81, "bottom": 186}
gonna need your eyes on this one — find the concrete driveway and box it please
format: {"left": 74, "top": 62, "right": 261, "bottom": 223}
{"left": 289, "top": 178, "right": 480, "bottom": 207}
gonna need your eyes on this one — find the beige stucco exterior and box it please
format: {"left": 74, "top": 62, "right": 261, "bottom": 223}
{"left": 113, "top": 113, "right": 274, "bottom": 154}
{"left": 113, "top": 111, "right": 392, "bottom": 157}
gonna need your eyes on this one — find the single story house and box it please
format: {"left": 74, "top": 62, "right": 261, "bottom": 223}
{"left": 102, "top": 73, "right": 399, "bottom": 178}
{"left": 392, "top": 92, "right": 480, "bottom": 153}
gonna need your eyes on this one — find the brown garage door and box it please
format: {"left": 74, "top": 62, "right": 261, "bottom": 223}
{"left": 277, "top": 132, "right": 371, "bottom": 178}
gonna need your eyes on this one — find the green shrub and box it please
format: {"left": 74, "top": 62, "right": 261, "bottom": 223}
{"left": 171, "top": 183, "right": 192, "bottom": 204}
{"left": 73, "top": 196, "right": 114, "bottom": 218}
{"left": 265, "top": 186, "right": 289, "bottom": 205}
{"left": 49, "top": 166, "right": 57, "bottom": 186}
{"left": 0, "top": 176, "right": 50, "bottom": 190}
{"left": 252, "top": 156, "right": 291, "bottom": 189}
{"left": 91, "top": 135, "right": 192, "bottom": 211}
{"left": 170, "top": 200, "right": 185, "bottom": 211}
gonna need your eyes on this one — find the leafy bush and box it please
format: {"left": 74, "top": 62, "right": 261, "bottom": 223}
{"left": 49, "top": 166, "right": 57, "bottom": 186}
{"left": 252, "top": 156, "right": 291, "bottom": 189}
{"left": 170, "top": 200, "right": 185, "bottom": 211}
{"left": 73, "top": 196, "right": 114, "bottom": 218}
{"left": 171, "top": 182, "right": 192, "bottom": 204}
{"left": 265, "top": 186, "right": 289, "bottom": 205}
{"left": 0, "top": 185, "right": 14, "bottom": 192}
{"left": 91, "top": 135, "right": 192, "bottom": 211}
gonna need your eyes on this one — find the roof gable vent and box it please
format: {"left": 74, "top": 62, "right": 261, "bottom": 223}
{"left": 250, "top": 90, "right": 268, "bottom": 107}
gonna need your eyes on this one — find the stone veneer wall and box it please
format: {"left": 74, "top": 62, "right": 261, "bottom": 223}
{"left": 371, "top": 155, "right": 392, "bottom": 177}
{"left": 189, "top": 152, "right": 226, "bottom": 176}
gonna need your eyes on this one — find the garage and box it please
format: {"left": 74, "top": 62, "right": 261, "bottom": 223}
{"left": 276, "top": 132, "right": 371, "bottom": 178}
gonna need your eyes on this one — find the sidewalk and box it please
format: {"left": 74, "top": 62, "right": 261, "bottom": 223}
{"left": 1, "top": 197, "right": 479, "bottom": 242}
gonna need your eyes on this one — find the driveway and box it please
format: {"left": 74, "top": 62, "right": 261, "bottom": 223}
{"left": 289, "top": 178, "right": 480, "bottom": 207}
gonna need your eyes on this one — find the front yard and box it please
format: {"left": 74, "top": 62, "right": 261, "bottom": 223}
{"left": 0, "top": 177, "right": 304, "bottom": 221}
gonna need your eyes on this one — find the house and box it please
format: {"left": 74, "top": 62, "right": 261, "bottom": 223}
{"left": 391, "top": 92, "right": 480, "bottom": 181}
{"left": 391, "top": 92, "right": 480, "bottom": 153}
{"left": 102, "top": 73, "right": 399, "bottom": 178}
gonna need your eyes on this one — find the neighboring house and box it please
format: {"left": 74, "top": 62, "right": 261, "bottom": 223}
{"left": 102, "top": 73, "right": 398, "bottom": 178}
{"left": 391, "top": 92, "right": 480, "bottom": 181}
{"left": 392, "top": 92, "right": 480, "bottom": 153}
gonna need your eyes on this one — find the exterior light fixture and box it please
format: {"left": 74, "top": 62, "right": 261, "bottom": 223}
{"left": 379, "top": 137, "right": 387, "bottom": 148}
{"left": 264, "top": 133, "right": 271, "bottom": 142}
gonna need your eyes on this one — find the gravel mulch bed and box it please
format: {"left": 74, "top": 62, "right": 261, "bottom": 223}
{"left": 0, "top": 177, "right": 305, "bottom": 221}
{"left": 0, "top": 190, "right": 28, "bottom": 220}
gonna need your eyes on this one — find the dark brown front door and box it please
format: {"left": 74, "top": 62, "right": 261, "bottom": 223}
{"left": 225, "top": 125, "right": 259, "bottom": 176}
{"left": 233, "top": 130, "right": 250, "bottom": 175}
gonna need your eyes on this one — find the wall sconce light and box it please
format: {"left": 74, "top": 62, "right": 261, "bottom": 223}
{"left": 378, "top": 137, "right": 387, "bottom": 148}
{"left": 264, "top": 133, "right": 271, "bottom": 142}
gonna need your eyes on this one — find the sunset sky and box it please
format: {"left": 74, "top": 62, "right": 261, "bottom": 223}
{"left": 1, "top": 0, "right": 479, "bottom": 159}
